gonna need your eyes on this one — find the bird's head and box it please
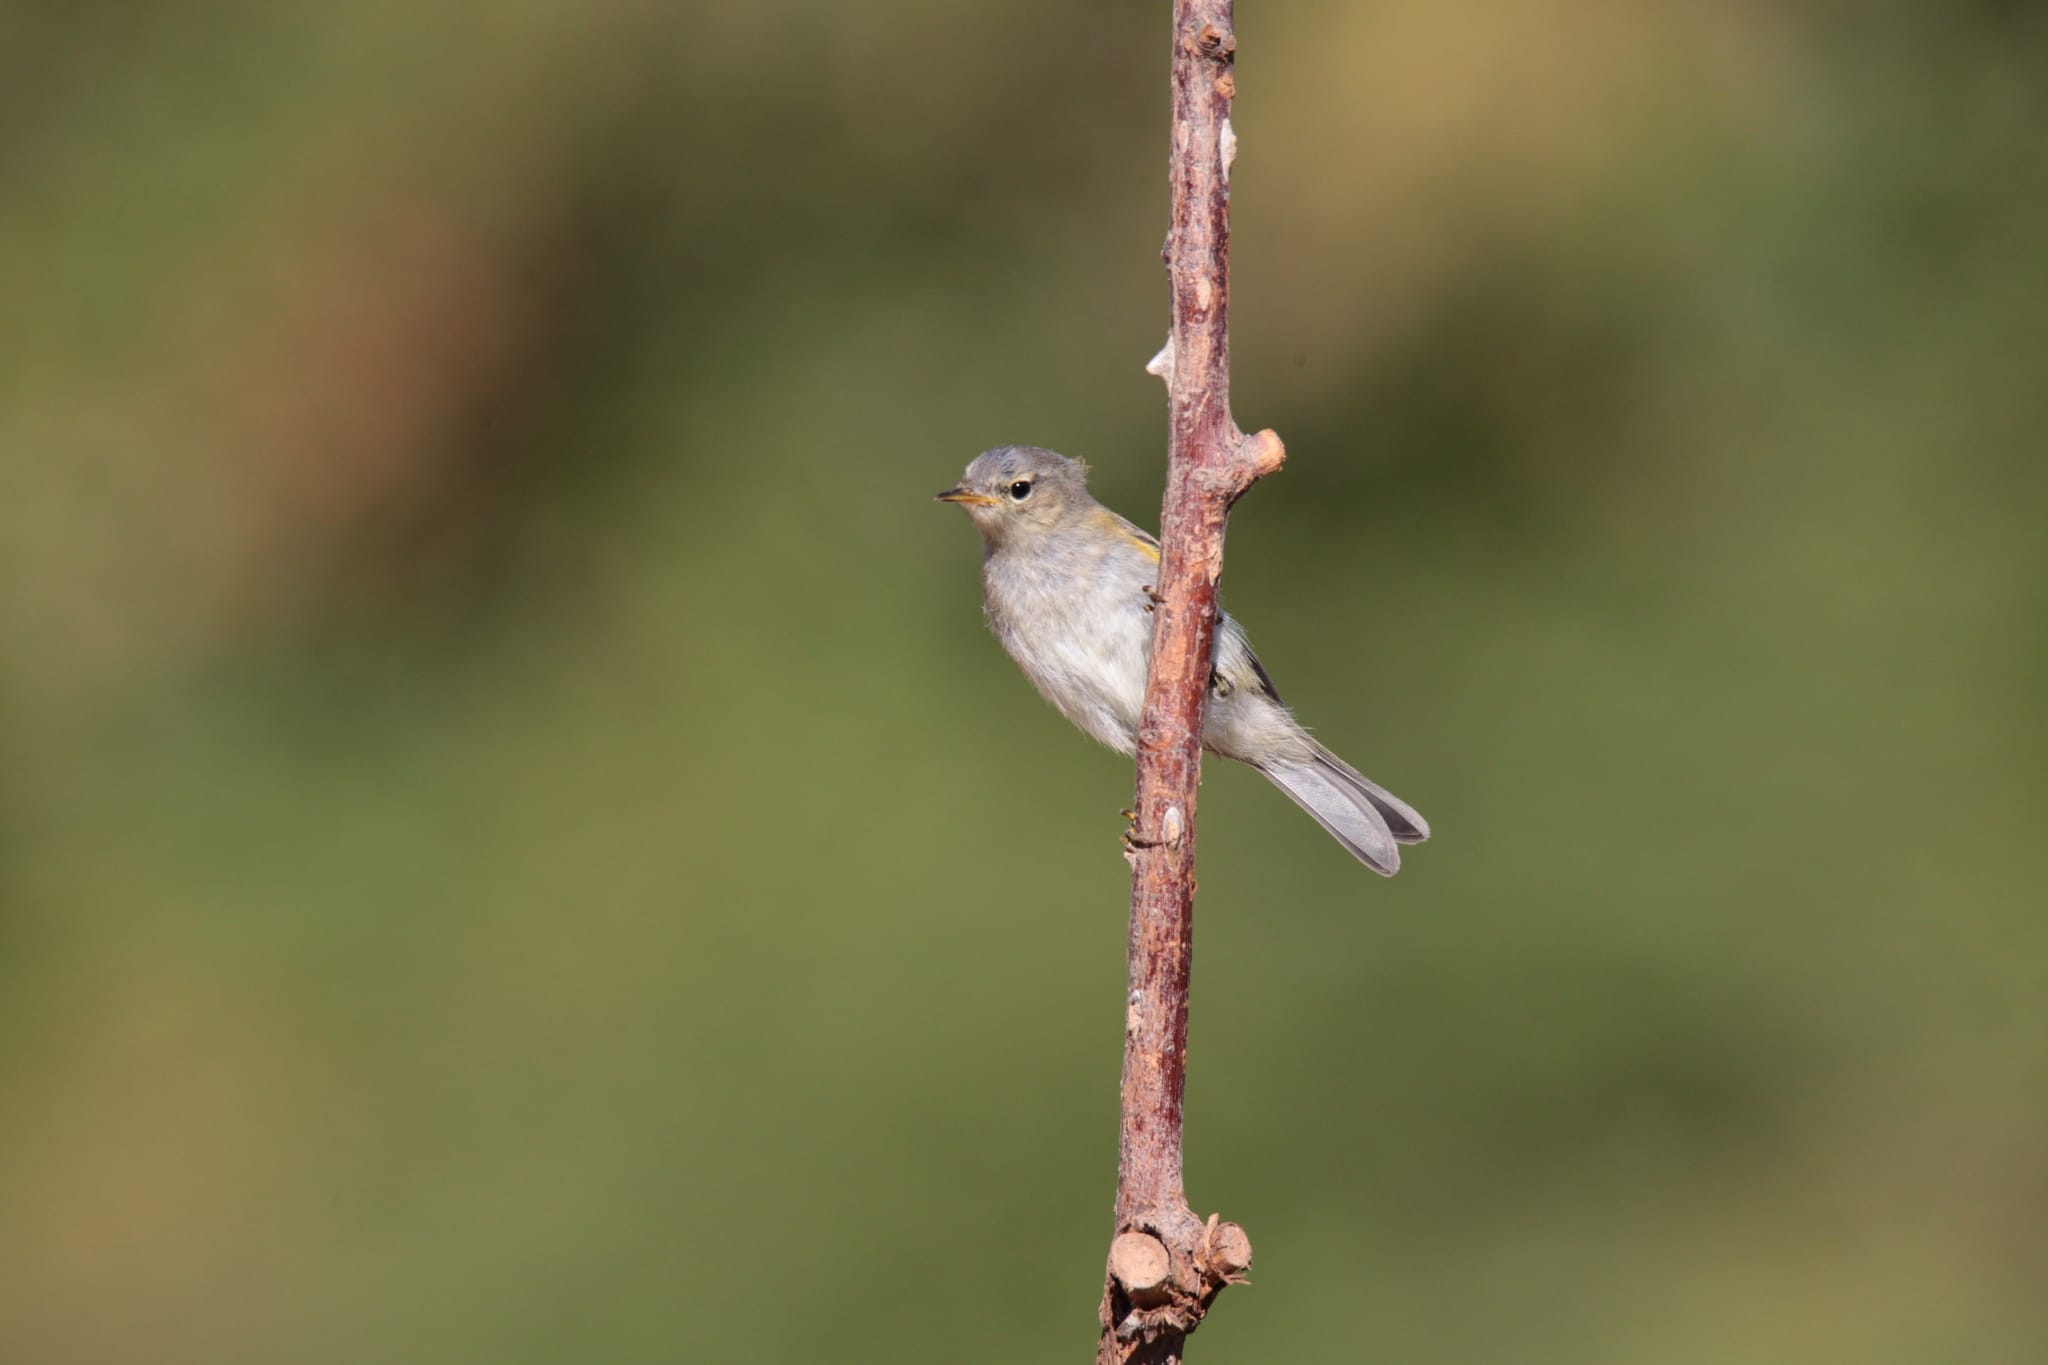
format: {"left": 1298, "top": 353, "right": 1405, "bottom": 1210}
{"left": 935, "top": 445, "right": 1092, "bottom": 548}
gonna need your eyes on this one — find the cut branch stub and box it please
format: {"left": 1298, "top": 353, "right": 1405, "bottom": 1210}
{"left": 1199, "top": 1218, "right": 1252, "bottom": 1283}
{"left": 1098, "top": 1216, "right": 1257, "bottom": 1359}
{"left": 1110, "top": 1231, "right": 1175, "bottom": 1308}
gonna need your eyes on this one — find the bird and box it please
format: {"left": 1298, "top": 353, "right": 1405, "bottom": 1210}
{"left": 936, "top": 444, "right": 1429, "bottom": 875}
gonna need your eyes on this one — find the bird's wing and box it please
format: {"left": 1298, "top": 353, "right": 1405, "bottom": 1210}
{"left": 1093, "top": 509, "right": 1282, "bottom": 702}
{"left": 1213, "top": 610, "right": 1284, "bottom": 704}
{"left": 1099, "top": 509, "right": 1161, "bottom": 562}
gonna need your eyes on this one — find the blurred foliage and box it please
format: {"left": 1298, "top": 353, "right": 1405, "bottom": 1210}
{"left": 4, "top": 1, "right": 2046, "bottom": 1361}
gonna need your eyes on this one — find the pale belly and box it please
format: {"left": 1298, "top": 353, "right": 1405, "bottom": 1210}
{"left": 980, "top": 534, "right": 1308, "bottom": 764}
{"left": 984, "top": 554, "right": 1152, "bottom": 753}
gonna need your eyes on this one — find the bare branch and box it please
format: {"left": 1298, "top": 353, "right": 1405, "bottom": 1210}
{"left": 1096, "top": 2, "right": 1281, "bottom": 1361}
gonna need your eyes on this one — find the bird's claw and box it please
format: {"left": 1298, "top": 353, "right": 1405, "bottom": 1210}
{"left": 1122, "top": 808, "right": 1163, "bottom": 851}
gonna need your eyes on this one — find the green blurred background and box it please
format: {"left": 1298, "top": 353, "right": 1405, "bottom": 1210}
{"left": 4, "top": 2, "right": 2046, "bottom": 1360}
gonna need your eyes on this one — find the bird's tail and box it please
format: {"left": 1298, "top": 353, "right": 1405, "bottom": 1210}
{"left": 1255, "top": 743, "right": 1431, "bottom": 877}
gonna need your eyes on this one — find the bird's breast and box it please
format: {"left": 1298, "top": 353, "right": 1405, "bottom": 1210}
{"left": 981, "top": 537, "right": 1155, "bottom": 753}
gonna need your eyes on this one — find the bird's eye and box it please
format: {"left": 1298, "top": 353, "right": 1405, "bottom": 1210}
{"left": 1009, "top": 480, "right": 1034, "bottom": 501}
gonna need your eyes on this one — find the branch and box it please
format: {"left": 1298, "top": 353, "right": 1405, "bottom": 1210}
{"left": 1097, "top": 3, "right": 1282, "bottom": 1361}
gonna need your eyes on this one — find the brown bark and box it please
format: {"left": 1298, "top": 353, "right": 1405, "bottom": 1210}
{"left": 1097, "top": 3, "right": 1283, "bottom": 1361}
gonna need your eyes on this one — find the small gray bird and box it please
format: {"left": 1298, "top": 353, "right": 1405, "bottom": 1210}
{"left": 937, "top": 445, "right": 1429, "bottom": 875}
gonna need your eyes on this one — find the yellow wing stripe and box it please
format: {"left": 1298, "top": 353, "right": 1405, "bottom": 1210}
{"left": 1086, "top": 507, "right": 1161, "bottom": 562}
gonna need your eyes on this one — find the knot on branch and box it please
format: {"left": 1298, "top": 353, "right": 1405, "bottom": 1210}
{"left": 1186, "top": 22, "right": 1236, "bottom": 62}
{"left": 1101, "top": 1216, "right": 1254, "bottom": 1357}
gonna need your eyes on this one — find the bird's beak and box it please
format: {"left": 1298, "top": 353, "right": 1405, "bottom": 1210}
{"left": 934, "top": 488, "right": 1001, "bottom": 507}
